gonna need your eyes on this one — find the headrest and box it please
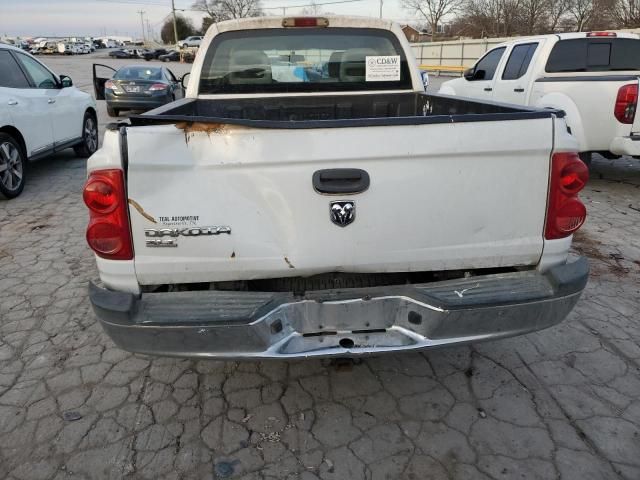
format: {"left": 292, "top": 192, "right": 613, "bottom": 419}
{"left": 327, "top": 51, "right": 343, "bottom": 78}
{"left": 339, "top": 48, "right": 377, "bottom": 82}
{"left": 229, "top": 50, "right": 272, "bottom": 84}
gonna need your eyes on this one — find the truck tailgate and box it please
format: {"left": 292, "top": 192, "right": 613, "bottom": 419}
{"left": 125, "top": 119, "right": 553, "bottom": 285}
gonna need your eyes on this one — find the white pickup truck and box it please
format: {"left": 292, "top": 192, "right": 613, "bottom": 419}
{"left": 84, "top": 16, "right": 589, "bottom": 359}
{"left": 440, "top": 32, "right": 640, "bottom": 164}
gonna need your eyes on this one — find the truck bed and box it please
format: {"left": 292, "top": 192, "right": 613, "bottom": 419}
{"left": 130, "top": 92, "right": 564, "bottom": 128}
{"left": 118, "top": 92, "right": 566, "bottom": 287}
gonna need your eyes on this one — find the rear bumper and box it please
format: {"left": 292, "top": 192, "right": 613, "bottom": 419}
{"left": 89, "top": 257, "right": 589, "bottom": 359}
{"left": 106, "top": 94, "right": 170, "bottom": 111}
{"left": 610, "top": 135, "right": 640, "bottom": 156}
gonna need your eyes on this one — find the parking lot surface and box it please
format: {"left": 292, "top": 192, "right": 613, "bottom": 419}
{"left": 1, "top": 55, "right": 639, "bottom": 480}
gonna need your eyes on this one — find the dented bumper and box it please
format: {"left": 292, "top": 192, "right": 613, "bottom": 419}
{"left": 89, "top": 257, "right": 588, "bottom": 359}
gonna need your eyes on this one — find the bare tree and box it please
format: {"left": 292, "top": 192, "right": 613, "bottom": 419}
{"left": 520, "top": 0, "right": 547, "bottom": 33}
{"left": 300, "top": 1, "right": 322, "bottom": 15}
{"left": 609, "top": 0, "right": 640, "bottom": 26}
{"left": 463, "top": 0, "right": 524, "bottom": 37}
{"left": 446, "top": 0, "right": 630, "bottom": 37}
{"left": 402, "top": 0, "right": 464, "bottom": 40}
{"left": 568, "top": 0, "right": 595, "bottom": 31}
{"left": 546, "top": 0, "right": 572, "bottom": 31}
{"left": 193, "top": 0, "right": 262, "bottom": 23}
{"left": 483, "top": 0, "right": 503, "bottom": 36}
{"left": 500, "top": 0, "right": 522, "bottom": 36}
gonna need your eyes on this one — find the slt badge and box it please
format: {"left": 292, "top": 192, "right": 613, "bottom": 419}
{"left": 330, "top": 201, "right": 355, "bottom": 227}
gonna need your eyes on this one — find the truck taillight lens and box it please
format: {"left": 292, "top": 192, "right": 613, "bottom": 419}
{"left": 586, "top": 31, "right": 616, "bottom": 37}
{"left": 545, "top": 152, "right": 588, "bottom": 240}
{"left": 83, "top": 169, "right": 133, "bottom": 260}
{"left": 84, "top": 177, "right": 118, "bottom": 213}
{"left": 554, "top": 199, "right": 587, "bottom": 234}
{"left": 558, "top": 160, "right": 588, "bottom": 194}
{"left": 282, "top": 17, "right": 329, "bottom": 27}
{"left": 614, "top": 84, "right": 638, "bottom": 124}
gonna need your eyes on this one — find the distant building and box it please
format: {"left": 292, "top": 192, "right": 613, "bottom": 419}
{"left": 401, "top": 25, "right": 432, "bottom": 43}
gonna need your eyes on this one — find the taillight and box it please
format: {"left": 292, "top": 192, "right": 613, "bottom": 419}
{"left": 558, "top": 160, "right": 588, "bottom": 194}
{"left": 149, "top": 83, "right": 168, "bottom": 91}
{"left": 282, "top": 17, "right": 329, "bottom": 27}
{"left": 83, "top": 176, "right": 118, "bottom": 213}
{"left": 545, "top": 152, "right": 589, "bottom": 240}
{"left": 105, "top": 80, "right": 116, "bottom": 90}
{"left": 586, "top": 31, "right": 616, "bottom": 37}
{"left": 83, "top": 169, "right": 133, "bottom": 260}
{"left": 614, "top": 84, "right": 638, "bottom": 124}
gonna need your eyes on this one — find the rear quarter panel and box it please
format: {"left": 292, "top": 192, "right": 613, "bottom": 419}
{"left": 87, "top": 129, "right": 139, "bottom": 294}
{"left": 538, "top": 115, "right": 580, "bottom": 271}
{"left": 532, "top": 79, "right": 638, "bottom": 152}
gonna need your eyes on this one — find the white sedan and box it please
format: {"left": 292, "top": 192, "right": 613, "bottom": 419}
{"left": 0, "top": 44, "right": 97, "bottom": 199}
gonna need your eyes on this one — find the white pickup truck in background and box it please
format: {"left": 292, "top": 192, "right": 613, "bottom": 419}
{"left": 84, "top": 16, "right": 589, "bottom": 359}
{"left": 440, "top": 32, "right": 640, "bottom": 164}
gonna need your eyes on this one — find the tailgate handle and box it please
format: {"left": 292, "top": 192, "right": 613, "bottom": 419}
{"left": 313, "top": 169, "right": 370, "bottom": 194}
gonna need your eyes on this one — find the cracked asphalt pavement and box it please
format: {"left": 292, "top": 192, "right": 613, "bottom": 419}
{"left": 1, "top": 56, "right": 640, "bottom": 479}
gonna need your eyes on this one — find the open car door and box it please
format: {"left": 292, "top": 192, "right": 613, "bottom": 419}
{"left": 166, "top": 68, "right": 184, "bottom": 98}
{"left": 92, "top": 64, "right": 117, "bottom": 100}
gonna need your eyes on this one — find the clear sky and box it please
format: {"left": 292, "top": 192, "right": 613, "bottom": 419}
{"left": 0, "top": 0, "right": 418, "bottom": 38}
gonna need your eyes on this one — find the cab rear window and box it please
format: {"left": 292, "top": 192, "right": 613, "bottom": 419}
{"left": 198, "top": 28, "right": 413, "bottom": 94}
{"left": 545, "top": 38, "right": 640, "bottom": 72}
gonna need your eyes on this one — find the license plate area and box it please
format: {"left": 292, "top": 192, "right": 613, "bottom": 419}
{"left": 124, "top": 85, "right": 141, "bottom": 93}
{"left": 280, "top": 329, "right": 414, "bottom": 355}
